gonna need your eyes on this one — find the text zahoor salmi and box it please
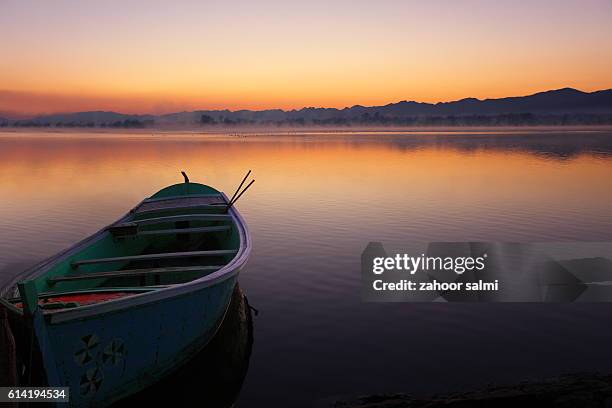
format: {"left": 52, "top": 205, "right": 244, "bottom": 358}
{"left": 372, "top": 253, "right": 499, "bottom": 291}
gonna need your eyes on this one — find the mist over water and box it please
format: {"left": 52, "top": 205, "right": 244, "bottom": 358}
{"left": 1, "top": 129, "right": 612, "bottom": 406}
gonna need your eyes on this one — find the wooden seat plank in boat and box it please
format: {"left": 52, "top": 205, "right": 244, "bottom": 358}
{"left": 141, "top": 193, "right": 223, "bottom": 204}
{"left": 108, "top": 223, "right": 232, "bottom": 237}
{"left": 128, "top": 214, "right": 232, "bottom": 226}
{"left": 109, "top": 225, "right": 231, "bottom": 237}
{"left": 71, "top": 249, "right": 237, "bottom": 268}
{"left": 135, "top": 203, "right": 227, "bottom": 216}
{"left": 136, "top": 225, "right": 231, "bottom": 236}
{"left": 48, "top": 265, "right": 223, "bottom": 284}
{"left": 137, "top": 195, "right": 226, "bottom": 213}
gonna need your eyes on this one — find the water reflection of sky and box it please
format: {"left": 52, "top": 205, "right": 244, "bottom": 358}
{"left": 1, "top": 130, "right": 612, "bottom": 407}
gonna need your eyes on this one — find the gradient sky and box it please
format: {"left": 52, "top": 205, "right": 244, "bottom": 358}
{"left": 1, "top": 0, "right": 611, "bottom": 116}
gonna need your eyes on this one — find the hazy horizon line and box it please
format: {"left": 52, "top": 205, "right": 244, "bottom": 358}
{"left": 1, "top": 86, "right": 611, "bottom": 120}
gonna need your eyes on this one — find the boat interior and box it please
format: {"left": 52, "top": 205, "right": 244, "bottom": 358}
{"left": 4, "top": 183, "right": 243, "bottom": 313}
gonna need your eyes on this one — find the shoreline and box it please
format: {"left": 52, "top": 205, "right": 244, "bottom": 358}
{"left": 1, "top": 125, "right": 612, "bottom": 137}
{"left": 333, "top": 373, "right": 612, "bottom": 408}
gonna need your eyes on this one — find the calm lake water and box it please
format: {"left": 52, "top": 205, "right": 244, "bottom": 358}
{"left": 1, "top": 129, "right": 612, "bottom": 406}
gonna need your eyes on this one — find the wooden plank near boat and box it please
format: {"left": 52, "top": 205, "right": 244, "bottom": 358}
{"left": 49, "top": 265, "right": 223, "bottom": 284}
{"left": 72, "top": 249, "right": 238, "bottom": 268}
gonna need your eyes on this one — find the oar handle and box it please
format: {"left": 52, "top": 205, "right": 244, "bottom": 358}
{"left": 228, "top": 170, "right": 251, "bottom": 204}
{"left": 227, "top": 179, "right": 255, "bottom": 211}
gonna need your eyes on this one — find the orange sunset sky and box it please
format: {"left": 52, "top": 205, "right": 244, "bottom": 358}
{"left": 1, "top": 0, "right": 611, "bottom": 117}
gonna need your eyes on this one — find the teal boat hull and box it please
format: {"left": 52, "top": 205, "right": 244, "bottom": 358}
{"left": 0, "top": 180, "right": 252, "bottom": 407}
{"left": 46, "top": 274, "right": 238, "bottom": 406}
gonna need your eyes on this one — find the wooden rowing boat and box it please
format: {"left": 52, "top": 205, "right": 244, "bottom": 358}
{"left": 0, "top": 175, "right": 252, "bottom": 407}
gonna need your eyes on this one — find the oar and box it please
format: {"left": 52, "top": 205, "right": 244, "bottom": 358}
{"left": 228, "top": 170, "right": 251, "bottom": 204}
{"left": 227, "top": 179, "right": 255, "bottom": 211}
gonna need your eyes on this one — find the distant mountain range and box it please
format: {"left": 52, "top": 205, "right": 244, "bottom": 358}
{"left": 3, "top": 88, "right": 612, "bottom": 128}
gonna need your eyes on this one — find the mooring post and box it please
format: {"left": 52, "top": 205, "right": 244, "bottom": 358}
{"left": 0, "top": 305, "right": 18, "bottom": 390}
{"left": 18, "top": 280, "right": 38, "bottom": 317}
{"left": 17, "top": 281, "right": 61, "bottom": 389}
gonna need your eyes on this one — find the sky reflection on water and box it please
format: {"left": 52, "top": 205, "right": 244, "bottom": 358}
{"left": 1, "top": 129, "right": 612, "bottom": 406}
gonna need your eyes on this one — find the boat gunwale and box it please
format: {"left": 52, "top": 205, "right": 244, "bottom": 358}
{"left": 0, "top": 190, "right": 251, "bottom": 325}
